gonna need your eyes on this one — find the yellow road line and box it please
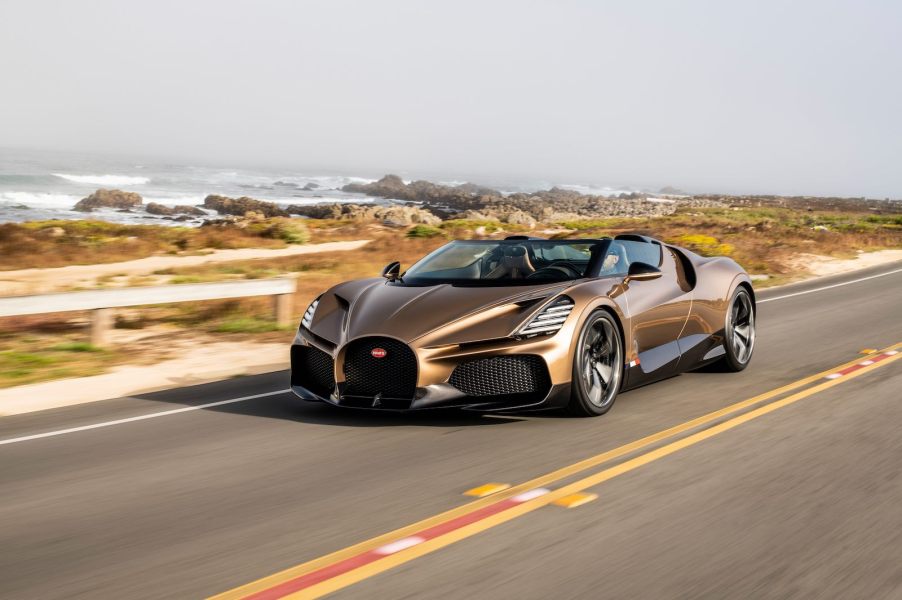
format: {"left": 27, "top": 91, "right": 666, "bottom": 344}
{"left": 211, "top": 343, "right": 901, "bottom": 599}
{"left": 293, "top": 349, "right": 902, "bottom": 599}
{"left": 463, "top": 483, "right": 511, "bottom": 497}
{"left": 552, "top": 492, "right": 598, "bottom": 508}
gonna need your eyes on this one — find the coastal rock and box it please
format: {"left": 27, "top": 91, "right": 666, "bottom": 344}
{"left": 74, "top": 189, "right": 143, "bottom": 212}
{"left": 378, "top": 205, "right": 442, "bottom": 227}
{"left": 341, "top": 173, "right": 734, "bottom": 222}
{"left": 341, "top": 175, "right": 497, "bottom": 206}
{"left": 203, "top": 194, "right": 288, "bottom": 218}
{"left": 287, "top": 202, "right": 441, "bottom": 226}
{"left": 503, "top": 210, "right": 537, "bottom": 228}
{"left": 659, "top": 186, "right": 688, "bottom": 195}
{"left": 288, "top": 204, "right": 345, "bottom": 219}
{"left": 146, "top": 202, "right": 206, "bottom": 216}
{"left": 175, "top": 205, "right": 206, "bottom": 216}
{"left": 302, "top": 183, "right": 321, "bottom": 191}
{"left": 343, "top": 174, "right": 407, "bottom": 197}
{"left": 459, "top": 210, "right": 499, "bottom": 221}
{"left": 455, "top": 182, "right": 500, "bottom": 196}
{"left": 37, "top": 226, "right": 66, "bottom": 238}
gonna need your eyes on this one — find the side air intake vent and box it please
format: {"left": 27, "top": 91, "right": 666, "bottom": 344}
{"left": 449, "top": 355, "right": 550, "bottom": 399}
{"left": 516, "top": 296, "right": 574, "bottom": 337}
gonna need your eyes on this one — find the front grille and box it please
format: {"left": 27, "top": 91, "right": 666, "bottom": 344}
{"left": 343, "top": 337, "right": 417, "bottom": 399}
{"left": 449, "top": 355, "right": 550, "bottom": 400}
{"left": 291, "top": 345, "right": 335, "bottom": 397}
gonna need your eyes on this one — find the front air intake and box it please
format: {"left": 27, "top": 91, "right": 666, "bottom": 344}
{"left": 291, "top": 345, "right": 335, "bottom": 397}
{"left": 449, "top": 355, "right": 551, "bottom": 400}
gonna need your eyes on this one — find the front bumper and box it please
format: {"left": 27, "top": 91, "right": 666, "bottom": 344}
{"left": 290, "top": 380, "right": 571, "bottom": 412}
{"left": 290, "top": 329, "right": 571, "bottom": 412}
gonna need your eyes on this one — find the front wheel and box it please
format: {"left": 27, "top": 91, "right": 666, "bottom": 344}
{"left": 568, "top": 311, "right": 623, "bottom": 417}
{"left": 719, "top": 287, "right": 756, "bottom": 372}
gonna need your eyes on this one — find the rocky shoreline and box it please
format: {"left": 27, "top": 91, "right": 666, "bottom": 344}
{"left": 66, "top": 175, "right": 902, "bottom": 228}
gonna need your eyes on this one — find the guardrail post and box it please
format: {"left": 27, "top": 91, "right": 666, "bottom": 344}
{"left": 90, "top": 308, "right": 113, "bottom": 346}
{"left": 274, "top": 293, "right": 293, "bottom": 326}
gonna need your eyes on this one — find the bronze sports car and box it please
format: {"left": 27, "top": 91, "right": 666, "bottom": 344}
{"left": 291, "top": 234, "right": 755, "bottom": 416}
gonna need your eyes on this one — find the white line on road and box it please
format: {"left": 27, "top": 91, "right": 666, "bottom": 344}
{"left": 0, "top": 390, "right": 289, "bottom": 446}
{"left": 758, "top": 268, "right": 902, "bottom": 303}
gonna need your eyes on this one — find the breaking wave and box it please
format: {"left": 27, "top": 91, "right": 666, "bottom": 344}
{"left": 52, "top": 173, "right": 150, "bottom": 186}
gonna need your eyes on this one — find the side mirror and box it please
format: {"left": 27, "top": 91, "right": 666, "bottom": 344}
{"left": 624, "top": 261, "right": 662, "bottom": 284}
{"left": 382, "top": 261, "right": 402, "bottom": 281}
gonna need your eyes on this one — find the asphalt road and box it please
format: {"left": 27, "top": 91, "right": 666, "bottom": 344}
{"left": 1, "top": 263, "right": 901, "bottom": 599}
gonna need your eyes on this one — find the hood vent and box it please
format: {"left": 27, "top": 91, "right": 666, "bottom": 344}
{"left": 516, "top": 296, "right": 574, "bottom": 338}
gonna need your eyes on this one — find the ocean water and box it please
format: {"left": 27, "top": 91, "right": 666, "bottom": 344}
{"left": 0, "top": 148, "right": 646, "bottom": 226}
{"left": 0, "top": 148, "right": 378, "bottom": 226}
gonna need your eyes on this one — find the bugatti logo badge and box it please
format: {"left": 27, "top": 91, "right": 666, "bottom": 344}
{"left": 370, "top": 347, "right": 387, "bottom": 358}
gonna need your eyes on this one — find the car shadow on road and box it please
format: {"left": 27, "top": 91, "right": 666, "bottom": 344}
{"left": 130, "top": 370, "right": 527, "bottom": 428}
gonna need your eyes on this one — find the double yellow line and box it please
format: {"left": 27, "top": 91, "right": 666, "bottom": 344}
{"left": 213, "top": 343, "right": 901, "bottom": 599}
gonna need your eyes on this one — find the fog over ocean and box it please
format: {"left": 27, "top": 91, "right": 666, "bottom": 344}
{"left": 0, "top": 148, "right": 644, "bottom": 226}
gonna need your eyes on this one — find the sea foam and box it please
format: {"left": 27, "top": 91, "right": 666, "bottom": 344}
{"left": 52, "top": 173, "right": 150, "bottom": 186}
{"left": 0, "top": 191, "right": 80, "bottom": 208}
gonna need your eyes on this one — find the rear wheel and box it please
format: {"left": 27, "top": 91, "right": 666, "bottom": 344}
{"left": 719, "top": 287, "right": 756, "bottom": 372}
{"left": 568, "top": 311, "right": 623, "bottom": 417}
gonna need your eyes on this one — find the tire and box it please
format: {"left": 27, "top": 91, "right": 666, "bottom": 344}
{"left": 719, "top": 286, "right": 756, "bottom": 372}
{"left": 568, "top": 310, "right": 624, "bottom": 417}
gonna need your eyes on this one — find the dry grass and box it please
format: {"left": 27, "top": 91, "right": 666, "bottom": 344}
{"left": 1, "top": 207, "right": 899, "bottom": 389}
{"left": 556, "top": 207, "right": 902, "bottom": 276}
{"left": 0, "top": 330, "right": 121, "bottom": 388}
{"left": 0, "top": 218, "right": 310, "bottom": 270}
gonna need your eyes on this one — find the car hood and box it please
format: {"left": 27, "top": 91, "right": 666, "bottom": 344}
{"left": 307, "top": 278, "right": 573, "bottom": 347}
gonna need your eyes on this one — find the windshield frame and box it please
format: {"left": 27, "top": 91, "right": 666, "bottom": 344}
{"left": 396, "top": 238, "right": 614, "bottom": 287}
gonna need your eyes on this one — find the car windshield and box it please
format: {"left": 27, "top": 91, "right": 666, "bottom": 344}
{"left": 402, "top": 240, "right": 605, "bottom": 285}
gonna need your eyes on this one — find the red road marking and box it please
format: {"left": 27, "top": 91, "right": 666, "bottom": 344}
{"left": 824, "top": 351, "right": 895, "bottom": 380}
{"left": 242, "top": 490, "right": 549, "bottom": 599}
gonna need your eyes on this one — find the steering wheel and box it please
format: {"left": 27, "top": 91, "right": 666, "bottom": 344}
{"left": 527, "top": 261, "right": 582, "bottom": 279}
{"left": 546, "top": 261, "right": 583, "bottom": 277}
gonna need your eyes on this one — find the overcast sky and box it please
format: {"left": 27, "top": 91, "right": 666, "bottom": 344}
{"left": 1, "top": 0, "right": 900, "bottom": 196}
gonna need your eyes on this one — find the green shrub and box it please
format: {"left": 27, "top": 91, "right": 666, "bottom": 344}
{"left": 406, "top": 224, "right": 445, "bottom": 238}
{"left": 276, "top": 220, "right": 310, "bottom": 244}
{"left": 213, "top": 317, "right": 287, "bottom": 333}
{"left": 251, "top": 218, "right": 310, "bottom": 244}
{"left": 51, "top": 342, "right": 102, "bottom": 352}
{"left": 556, "top": 218, "right": 624, "bottom": 231}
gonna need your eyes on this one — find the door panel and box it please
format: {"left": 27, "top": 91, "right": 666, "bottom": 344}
{"left": 609, "top": 244, "right": 692, "bottom": 387}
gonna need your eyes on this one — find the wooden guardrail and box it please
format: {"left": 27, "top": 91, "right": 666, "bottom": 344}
{"left": 0, "top": 278, "right": 297, "bottom": 346}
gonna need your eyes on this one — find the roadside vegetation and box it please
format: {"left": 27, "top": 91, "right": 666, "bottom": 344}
{"left": 554, "top": 207, "right": 902, "bottom": 280}
{"left": 0, "top": 332, "right": 117, "bottom": 388}
{"left": 0, "top": 218, "right": 309, "bottom": 270}
{"left": 1, "top": 205, "right": 900, "bottom": 388}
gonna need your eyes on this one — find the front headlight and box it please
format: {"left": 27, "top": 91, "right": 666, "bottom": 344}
{"left": 516, "top": 296, "right": 574, "bottom": 337}
{"left": 301, "top": 297, "right": 320, "bottom": 329}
